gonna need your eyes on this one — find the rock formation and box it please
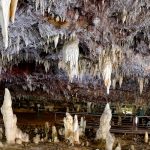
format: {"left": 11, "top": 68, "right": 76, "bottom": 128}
{"left": 1, "top": 88, "right": 29, "bottom": 144}
{"left": 63, "top": 112, "right": 80, "bottom": 144}
{"left": 96, "top": 103, "right": 115, "bottom": 150}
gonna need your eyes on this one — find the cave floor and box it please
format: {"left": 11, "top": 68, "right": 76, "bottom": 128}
{"left": 1, "top": 139, "right": 150, "bottom": 150}
{"left": 0, "top": 111, "right": 150, "bottom": 149}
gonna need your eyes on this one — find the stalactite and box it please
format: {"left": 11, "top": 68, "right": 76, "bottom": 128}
{"left": 10, "top": 0, "right": 18, "bottom": 23}
{"left": 0, "top": 0, "right": 11, "bottom": 49}
{"left": 53, "top": 35, "right": 59, "bottom": 48}
{"left": 138, "top": 78, "right": 144, "bottom": 95}
{"left": 119, "top": 75, "right": 123, "bottom": 88}
{"left": 112, "top": 78, "right": 116, "bottom": 89}
{"left": 44, "top": 60, "right": 50, "bottom": 73}
{"left": 122, "top": 7, "right": 127, "bottom": 24}
{"left": 35, "top": 0, "right": 45, "bottom": 15}
{"left": 62, "top": 37, "right": 79, "bottom": 82}
{"left": 102, "top": 57, "right": 112, "bottom": 94}
{"left": 0, "top": 0, "right": 18, "bottom": 49}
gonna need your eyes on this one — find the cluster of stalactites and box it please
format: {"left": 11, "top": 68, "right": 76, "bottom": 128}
{"left": 99, "top": 44, "right": 123, "bottom": 94}
{"left": 137, "top": 77, "right": 149, "bottom": 95}
{"left": 62, "top": 36, "right": 79, "bottom": 82}
{"left": 112, "top": 74, "right": 123, "bottom": 90}
{"left": 0, "top": 0, "right": 18, "bottom": 49}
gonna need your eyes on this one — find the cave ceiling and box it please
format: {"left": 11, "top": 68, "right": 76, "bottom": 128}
{"left": 0, "top": 0, "right": 150, "bottom": 103}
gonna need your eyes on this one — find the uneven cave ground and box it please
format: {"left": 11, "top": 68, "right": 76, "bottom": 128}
{"left": 0, "top": 0, "right": 150, "bottom": 150}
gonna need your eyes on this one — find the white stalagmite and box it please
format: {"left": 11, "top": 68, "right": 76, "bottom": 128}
{"left": 96, "top": 103, "right": 115, "bottom": 150}
{"left": 52, "top": 126, "right": 59, "bottom": 143}
{"left": 44, "top": 122, "right": 49, "bottom": 140}
{"left": 63, "top": 37, "right": 79, "bottom": 82}
{"left": 63, "top": 112, "right": 74, "bottom": 143}
{"left": 73, "top": 115, "right": 80, "bottom": 144}
{"left": 115, "top": 143, "right": 121, "bottom": 150}
{"left": 102, "top": 57, "right": 112, "bottom": 94}
{"left": 0, "top": 0, "right": 18, "bottom": 49}
{"left": 63, "top": 113, "right": 80, "bottom": 144}
{"left": 1, "top": 88, "right": 29, "bottom": 144}
{"left": 87, "top": 102, "right": 92, "bottom": 113}
{"left": 79, "top": 117, "right": 86, "bottom": 136}
{"left": 144, "top": 131, "right": 148, "bottom": 143}
{"left": 33, "top": 134, "right": 40, "bottom": 144}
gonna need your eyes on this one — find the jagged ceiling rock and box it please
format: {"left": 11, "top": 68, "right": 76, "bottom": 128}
{"left": 0, "top": 0, "right": 149, "bottom": 100}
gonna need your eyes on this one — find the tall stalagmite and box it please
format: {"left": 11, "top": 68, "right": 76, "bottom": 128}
{"left": 1, "top": 88, "right": 29, "bottom": 144}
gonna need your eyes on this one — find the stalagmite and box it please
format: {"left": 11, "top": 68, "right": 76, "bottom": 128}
{"left": 63, "top": 113, "right": 80, "bottom": 144}
{"left": 52, "top": 126, "right": 59, "bottom": 143}
{"left": 144, "top": 131, "right": 148, "bottom": 143}
{"left": 44, "top": 122, "right": 49, "bottom": 140}
{"left": 33, "top": 134, "right": 40, "bottom": 144}
{"left": 73, "top": 115, "right": 80, "bottom": 144}
{"left": 87, "top": 102, "right": 92, "bottom": 113}
{"left": 115, "top": 143, "right": 121, "bottom": 150}
{"left": 1, "top": 88, "right": 29, "bottom": 144}
{"left": 62, "top": 37, "right": 79, "bottom": 82}
{"left": 96, "top": 103, "right": 115, "bottom": 150}
{"left": 0, "top": 128, "right": 3, "bottom": 140}
{"left": 63, "top": 112, "right": 74, "bottom": 143}
{"left": 102, "top": 57, "right": 112, "bottom": 94}
{"left": 79, "top": 117, "right": 86, "bottom": 136}
{"left": 10, "top": 0, "right": 18, "bottom": 23}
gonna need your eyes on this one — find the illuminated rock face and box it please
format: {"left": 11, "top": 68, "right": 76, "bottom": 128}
{"left": 1, "top": 88, "right": 29, "bottom": 144}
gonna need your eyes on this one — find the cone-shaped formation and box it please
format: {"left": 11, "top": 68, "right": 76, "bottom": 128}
{"left": 1, "top": 88, "right": 29, "bottom": 144}
{"left": 96, "top": 103, "right": 115, "bottom": 150}
{"left": 63, "top": 113, "right": 80, "bottom": 144}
